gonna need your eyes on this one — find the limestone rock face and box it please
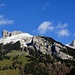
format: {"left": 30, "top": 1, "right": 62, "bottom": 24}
{"left": 11, "top": 31, "right": 22, "bottom": 36}
{"left": 2, "top": 30, "right": 11, "bottom": 38}
{"left": 2, "top": 30, "right": 22, "bottom": 38}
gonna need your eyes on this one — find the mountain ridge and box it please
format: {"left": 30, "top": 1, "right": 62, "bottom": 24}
{"left": 0, "top": 30, "right": 75, "bottom": 60}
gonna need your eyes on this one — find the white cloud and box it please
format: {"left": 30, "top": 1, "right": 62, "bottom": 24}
{"left": 42, "top": 2, "right": 50, "bottom": 10}
{"left": 55, "top": 23, "right": 70, "bottom": 37}
{"left": 37, "top": 21, "right": 70, "bottom": 37}
{"left": 0, "top": 15, "right": 14, "bottom": 26}
{"left": 56, "top": 23, "right": 68, "bottom": 29}
{"left": 0, "top": 3, "right": 5, "bottom": 8}
{"left": 57, "top": 29, "right": 70, "bottom": 37}
{"left": 38, "top": 21, "right": 54, "bottom": 34}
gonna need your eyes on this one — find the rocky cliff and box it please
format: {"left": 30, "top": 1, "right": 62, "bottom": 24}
{"left": 2, "top": 30, "right": 22, "bottom": 38}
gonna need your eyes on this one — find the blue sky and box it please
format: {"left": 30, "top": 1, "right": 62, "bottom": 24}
{"left": 0, "top": 0, "right": 75, "bottom": 44}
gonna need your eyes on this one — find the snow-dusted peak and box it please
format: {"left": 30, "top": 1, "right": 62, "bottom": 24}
{"left": 70, "top": 40, "right": 75, "bottom": 47}
{"left": 0, "top": 33, "right": 33, "bottom": 45}
{"left": 65, "top": 40, "right": 75, "bottom": 49}
{"left": 65, "top": 44, "right": 75, "bottom": 49}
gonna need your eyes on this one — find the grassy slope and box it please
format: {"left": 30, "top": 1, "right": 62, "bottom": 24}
{"left": 0, "top": 69, "right": 20, "bottom": 75}
{"left": 0, "top": 50, "right": 30, "bottom": 75}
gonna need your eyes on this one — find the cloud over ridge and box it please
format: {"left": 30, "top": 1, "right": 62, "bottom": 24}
{"left": 57, "top": 29, "right": 70, "bottom": 37}
{"left": 38, "top": 21, "right": 54, "bottom": 34}
{"left": 37, "top": 21, "right": 70, "bottom": 37}
{"left": 0, "top": 15, "right": 14, "bottom": 26}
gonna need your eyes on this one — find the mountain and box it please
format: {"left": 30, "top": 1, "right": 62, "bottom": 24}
{"left": 2, "top": 30, "right": 22, "bottom": 38}
{"left": 66, "top": 40, "right": 75, "bottom": 49}
{"left": 0, "top": 30, "right": 75, "bottom": 60}
{"left": 0, "top": 31, "right": 33, "bottom": 45}
{"left": 70, "top": 40, "right": 75, "bottom": 47}
{"left": 0, "top": 30, "right": 75, "bottom": 75}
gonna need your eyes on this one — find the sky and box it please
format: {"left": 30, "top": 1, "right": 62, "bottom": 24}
{"left": 0, "top": 0, "right": 75, "bottom": 44}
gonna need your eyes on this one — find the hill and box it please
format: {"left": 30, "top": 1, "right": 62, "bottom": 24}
{"left": 0, "top": 30, "right": 75, "bottom": 75}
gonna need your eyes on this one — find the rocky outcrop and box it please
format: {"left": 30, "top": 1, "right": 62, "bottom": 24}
{"left": 2, "top": 30, "right": 11, "bottom": 38}
{"left": 2, "top": 30, "right": 22, "bottom": 38}
{"left": 70, "top": 40, "right": 75, "bottom": 47}
{"left": 11, "top": 31, "right": 22, "bottom": 36}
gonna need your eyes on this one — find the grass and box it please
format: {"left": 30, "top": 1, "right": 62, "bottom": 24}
{"left": 0, "top": 59, "right": 12, "bottom": 68}
{"left": 17, "top": 54, "right": 30, "bottom": 66}
{"left": 0, "top": 50, "right": 31, "bottom": 75}
{"left": 0, "top": 68, "right": 20, "bottom": 75}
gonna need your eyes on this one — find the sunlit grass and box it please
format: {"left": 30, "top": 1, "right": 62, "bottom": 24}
{"left": 0, "top": 68, "right": 20, "bottom": 75}
{"left": 0, "top": 59, "right": 12, "bottom": 68}
{"left": 0, "top": 50, "right": 31, "bottom": 75}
